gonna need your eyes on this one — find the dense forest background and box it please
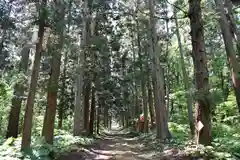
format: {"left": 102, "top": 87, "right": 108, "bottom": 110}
{"left": 0, "top": 0, "right": 240, "bottom": 159}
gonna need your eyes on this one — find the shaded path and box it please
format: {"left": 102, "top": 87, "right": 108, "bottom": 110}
{"left": 57, "top": 130, "right": 190, "bottom": 160}
{"left": 89, "top": 131, "right": 156, "bottom": 160}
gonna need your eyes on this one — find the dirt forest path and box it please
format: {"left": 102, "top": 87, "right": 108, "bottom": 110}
{"left": 57, "top": 125, "right": 191, "bottom": 160}
{"left": 89, "top": 132, "right": 154, "bottom": 160}
{"left": 57, "top": 129, "right": 162, "bottom": 160}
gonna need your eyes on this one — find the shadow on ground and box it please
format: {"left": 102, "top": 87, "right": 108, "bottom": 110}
{"left": 56, "top": 129, "right": 195, "bottom": 160}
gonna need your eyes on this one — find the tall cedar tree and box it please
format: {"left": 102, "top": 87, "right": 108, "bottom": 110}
{"left": 21, "top": 0, "right": 46, "bottom": 150}
{"left": 188, "top": 0, "right": 212, "bottom": 144}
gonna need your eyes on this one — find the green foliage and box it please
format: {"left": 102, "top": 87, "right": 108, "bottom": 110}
{"left": 1, "top": 0, "right": 240, "bottom": 159}
{"left": 168, "top": 122, "right": 189, "bottom": 141}
{"left": 0, "top": 78, "right": 13, "bottom": 135}
{"left": 212, "top": 123, "right": 240, "bottom": 153}
{"left": 0, "top": 137, "right": 24, "bottom": 160}
{"left": 169, "top": 91, "right": 189, "bottom": 123}
{"left": 0, "top": 131, "right": 96, "bottom": 160}
{"left": 136, "top": 120, "right": 240, "bottom": 159}
{"left": 215, "top": 92, "right": 239, "bottom": 124}
{"left": 138, "top": 132, "right": 165, "bottom": 151}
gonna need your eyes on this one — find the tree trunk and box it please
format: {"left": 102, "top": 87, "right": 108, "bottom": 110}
{"left": 58, "top": 51, "right": 68, "bottom": 129}
{"left": 103, "top": 106, "right": 108, "bottom": 127}
{"left": 42, "top": 2, "right": 65, "bottom": 144}
{"left": 84, "top": 81, "right": 91, "bottom": 130}
{"left": 42, "top": 42, "right": 62, "bottom": 144}
{"left": 58, "top": 0, "right": 72, "bottom": 129}
{"left": 215, "top": 0, "right": 240, "bottom": 113}
{"left": 174, "top": 9, "right": 195, "bottom": 136}
{"left": 188, "top": 0, "right": 212, "bottom": 145}
{"left": 225, "top": 0, "right": 240, "bottom": 109}
{"left": 225, "top": 0, "right": 240, "bottom": 56}
{"left": 6, "top": 42, "right": 34, "bottom": 138}
{"left": 135, "top": 22, "right": 148, "bottom": 132}
{"left": 147, "top": 72, "right": 154, "bottom": 128}
{"left": 121, "top": 114, "right": 125, "bottom": 127}
{"left": 131, "top": 32, "right": 138, "bottom": 118}
{"left": 140, "top": 68, "right": 148, "bottom": 133}
{"left": 42, "top": 54, "right": 61, "bottom": 143}
{"left": 7, "top": 84, "right": 25, "bottom": 138}
{"left": 125, "top": 111, "right": 129, "bottom": 128}
{"left": 165, "top": 71, "right": 170, "bottom": 120}
{"left": 135, "top": 87, "right": 140, "bottom": 116}
{"left": 88, "top": 84, "right": 95, "bottom": 135}
{"left": 164, "top": 15, "right": 170, "bottom": 120}
{"left": 96, "top": 100, "right": 101, "bottom": 134}
{"left": 108, "top": 116, "right": 112, "bottom": 129}
{"left": 73, "top": 0, "right": 89, "bottom": 136}
{"left": 147, "top": 0, "right": 170, "bottom": 140}
{"left": 21, "top": 0, "right": 46, "bottom": 150}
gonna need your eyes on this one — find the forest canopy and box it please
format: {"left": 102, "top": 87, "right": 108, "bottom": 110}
{"left": 0, "top": 0, "right": 240, "bottom": 159}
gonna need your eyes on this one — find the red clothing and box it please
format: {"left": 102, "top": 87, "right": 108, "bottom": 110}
{"left": 140, "top": 115, "right": 144, "bottom": 122}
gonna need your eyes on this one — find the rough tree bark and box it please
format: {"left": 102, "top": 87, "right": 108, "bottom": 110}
{"left": 96, "top": 99, "right": 101, "bottom": 134}
{"left": 148, "top": 0, "right": 170, "bottom": 140}
{"left": 21, "top": 0, "right": 46, "bottom": 150}
{"left": 147, "top": 69, "right": 154, "bottom": 127}
{"left": 225, "top": 0, "right": 240, "bottom": 53}
{"left": 58, "top": 50, "right": 68, "bottom": 129}
{"left": 73, "top": 0, "right": 89, "bottom": 136}
{"left": 42, "top": 1, "right": 65, "bottom": 144}
{"left": 42, "top": 39, "right": 62, "bottom": 144}
{"left": 84, "top": 81, "right": 91, "bottom": 130}
{"left": 188, "top": 0, "right": 212, "bottom": 145}
{"left": 104, "top": 105, "right": 109, "bottom": 127}
{"left": 58, "top": 0, "right": 72, "bottom": 129}
{"left": 215, "top": 0, "right": 240, "bottom": 113}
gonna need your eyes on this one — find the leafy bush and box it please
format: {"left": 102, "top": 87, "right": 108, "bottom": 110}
{"left": 0, "top": 78, "right": 13, "bottom": 135}
{"left": 137, "top": 121, "right": 240, "bottom": 159}
{"left": 0, "top": 131, "right": 96, "bottom": 160}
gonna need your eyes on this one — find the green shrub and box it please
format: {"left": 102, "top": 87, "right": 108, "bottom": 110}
{"left": 0, "top": 131, "right": 96, "bottom": 160}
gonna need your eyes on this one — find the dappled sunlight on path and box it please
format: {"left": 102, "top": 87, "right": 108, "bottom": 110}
{"left": 57, "top": 128, "right": 191, "bottom": 160}
{"left": 90, "top": 134, "right": 156, "bottom": 160}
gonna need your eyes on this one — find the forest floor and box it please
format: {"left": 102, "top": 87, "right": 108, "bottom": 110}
{"left": 56, "top": 129, "right": 191, "bottom": 160}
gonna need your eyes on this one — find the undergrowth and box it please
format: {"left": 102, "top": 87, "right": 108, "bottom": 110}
{"left": 138, "top": 122, "right": 240, "bottom": 159}
{"left": 0, "top": 129, "right": 96, "bottom": 160}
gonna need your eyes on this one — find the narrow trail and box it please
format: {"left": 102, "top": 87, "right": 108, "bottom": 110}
{"left": 89, "top": 131, "right": 156, "bottom": 160}
{"left": 57, "top": 129, "right": 190, "bottom": 160}
{"left": 57, "top": 130, "right": 157, "bottom": 160}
